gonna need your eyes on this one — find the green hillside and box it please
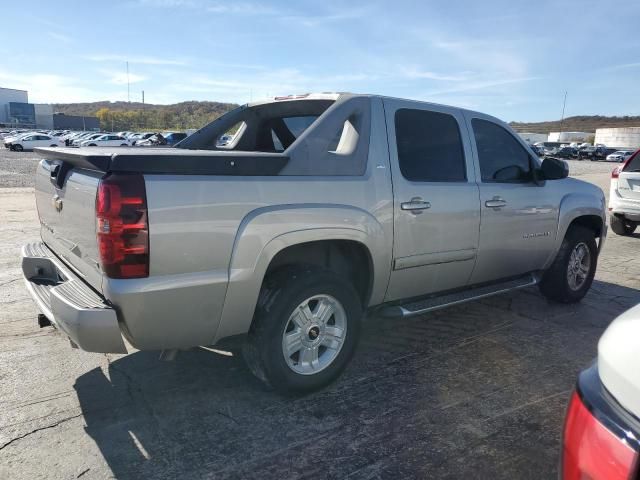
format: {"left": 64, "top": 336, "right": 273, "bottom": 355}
{"left": 510, "top": 116, "right": 640, "bottom": 134}
{"left": 53, "top": 100, "right": 239, "bottom": 131}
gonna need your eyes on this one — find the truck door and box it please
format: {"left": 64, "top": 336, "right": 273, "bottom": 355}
{"left": 464, "top": 113, "right": 558, "bottom": 284}
{"left": 383, "top": 99, "right": 481, "bottom": 301}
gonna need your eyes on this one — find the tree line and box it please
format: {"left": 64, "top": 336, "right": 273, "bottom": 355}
{"left": 54, "top": 100, "right": 238, "bottom": 131}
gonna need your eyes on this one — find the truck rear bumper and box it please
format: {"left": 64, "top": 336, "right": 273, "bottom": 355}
{"left": 21, "top": 242, "right": 127, "bottom": 354}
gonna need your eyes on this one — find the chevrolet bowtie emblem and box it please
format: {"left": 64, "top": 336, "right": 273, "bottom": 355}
{"left": 52, "top": 195, "right": 63, "bottom": 213}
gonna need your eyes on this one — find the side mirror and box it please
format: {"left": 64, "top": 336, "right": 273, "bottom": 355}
{"left": 540, "top": 157, "right": 569, "bottom": 180}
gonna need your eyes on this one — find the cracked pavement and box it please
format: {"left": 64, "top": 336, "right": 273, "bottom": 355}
{"left": 1, "top": 154, "right": 639, "bottom": 479}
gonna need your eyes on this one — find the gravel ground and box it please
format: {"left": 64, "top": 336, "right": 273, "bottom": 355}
{"left": 0, "top": 147, "right": 623, "bottom": 189}
{"left": 0, "top": 150, "right": 41, "bottom": 188}
{"left": 0, "top": 152, "right": 638, "bottom": 479}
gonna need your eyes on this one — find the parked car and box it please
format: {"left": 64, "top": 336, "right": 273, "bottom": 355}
{"left": 609, "top": 149, "right": 640, "bottom": 235}
{"left": 164, "top": 132, "right": 188, "bottom": 145}
{"left": 3, "top": 132, "right": 30, "bottom": 148}
{"left": 79, "top": 134, "right": 130, "bottom": 147}
{"left": 23, "top": 93, "right": 606, "bottom": 393}
{"left": 578, "top": 146, "right": 613, "bottom": 161}
{"left": 606, "top": 150, "right": 634, "bottom": 163}
{"left": 216, "top": 134, "right": 233, "bottom": 146}
{"left": 136, "top": 133, "right": 167, "bottom": 147}
{"left": 554, "top": 146, "right": 577, "bottom": 159}
{"left": 7, "top": 133, "right": 61, "bottom": 151}
{"left": 129, "top": 132, "right": 156, "bottom": 145}
{"left": 529, "top": 144, "right": 545, "bottom": 157}
{"left": 72, "top": 133, "right": 103, "bottom": 146}
{"left": 561, "top": 303, "right": 640, "bottom": 479}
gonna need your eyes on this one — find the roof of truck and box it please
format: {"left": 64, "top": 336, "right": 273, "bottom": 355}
{"left": 247, "top": 92, "right": 502, "bottom": 124}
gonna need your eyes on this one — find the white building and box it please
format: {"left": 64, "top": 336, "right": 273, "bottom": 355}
{"left": 548, "top": 131, "right": 593, "bottom": 142}
{"left": 595, "top": 127, "right": 640, "bottom": 149}
{"left": 0, "top": 87, "right": 29, "bottom": 124}
{"left": 517, "top": 132, "right": 547, "bottom": 144}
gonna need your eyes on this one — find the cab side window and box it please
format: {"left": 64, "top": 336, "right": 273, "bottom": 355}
{"left": 395, "top": 109, "right": 467, "bottom": 182}
{"left": 472, "top": 119, "right": 532, "bottom": 183}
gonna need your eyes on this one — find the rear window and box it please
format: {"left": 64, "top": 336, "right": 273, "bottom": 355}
{"left": 625, "top": 152, "right": 640, "bottom": 171}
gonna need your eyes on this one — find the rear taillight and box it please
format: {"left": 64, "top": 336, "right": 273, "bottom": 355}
{"left": 96, "top": 174, "right": 149, "bottom": 279}
{"left": 562, "top": 391, "right": 638, "bottom": 480}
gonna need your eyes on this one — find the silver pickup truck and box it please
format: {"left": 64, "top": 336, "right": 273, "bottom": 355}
{"left": 23, "top": 93, "right": 606, "bottom": 393}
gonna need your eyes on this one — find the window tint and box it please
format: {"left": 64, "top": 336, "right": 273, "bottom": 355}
{"left": 394, "top": 108, "right": 466, "bottom": 182}
{"left": 472, "top": 119, "right": 532, "bottom": 182}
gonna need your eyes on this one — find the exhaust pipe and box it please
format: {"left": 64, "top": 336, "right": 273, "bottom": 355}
{"left": 37, "top": 314, "right": 52, "bottom": 328}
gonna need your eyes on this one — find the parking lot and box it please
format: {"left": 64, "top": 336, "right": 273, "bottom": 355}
{"left": 1, "top": 150, "right": 638, "bottom": 479}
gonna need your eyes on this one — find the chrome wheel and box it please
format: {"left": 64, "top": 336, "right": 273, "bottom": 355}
{"left": 281, "top": 294, "right": 347, "bottom": 375}
{"left": 567, "top": 242, "right": 591, "bottom": 291}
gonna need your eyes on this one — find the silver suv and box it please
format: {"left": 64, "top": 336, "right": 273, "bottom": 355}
{"left": 23, "top": 93, "right": 606, "bottom": 393}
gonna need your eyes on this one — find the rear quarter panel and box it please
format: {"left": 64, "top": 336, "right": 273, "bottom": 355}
{"left": 109, "top": 97, "right": 394, "bottom": 349}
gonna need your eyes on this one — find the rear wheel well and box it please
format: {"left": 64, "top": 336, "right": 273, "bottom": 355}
{"left": 568, "top": 215, "right": 603, "bottom": 238}
{"left": 264, "top": 240, "right": 373, "bottom": 307}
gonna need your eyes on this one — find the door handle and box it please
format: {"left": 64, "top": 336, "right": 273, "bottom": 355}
{"left": 401, "top": 198, "right": 431, "bottom": 212}
{"left": 485, "top": 197, "right": 507, "bottom": 208}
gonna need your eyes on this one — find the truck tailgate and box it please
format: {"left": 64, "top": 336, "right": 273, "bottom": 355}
{"left": 35, "top": 158, "right": 105, "bottom": 292}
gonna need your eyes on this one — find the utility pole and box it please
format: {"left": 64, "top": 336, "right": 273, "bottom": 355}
{"left": 559, "top": 91, "right": 567, "bottom": 140}
{"left": 126, "top": 61, "right": 130, "bottom": 103}
{"left": 141, "top": 90, "right": 145, "bottom": 129}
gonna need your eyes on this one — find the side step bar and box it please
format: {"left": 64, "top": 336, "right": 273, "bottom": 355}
{"left": 379, "top": 274, "right": 539, "bottom": 318}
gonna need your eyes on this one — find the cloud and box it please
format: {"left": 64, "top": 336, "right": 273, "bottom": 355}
{"left": 604, "top": 62, "right": 640, "bottom": 70}
{"left": 85, "top": 54, "right": 187, "bottom": 66}
{"left": 135, "top": 0, "right": 197, "bottom": 6}
{"left": 422, "top": 76, "right": 540, "bottom": 96}
{"left": 99, "top": 70, "right": 147, "bottom": 85}
{"left": 400, "top": 67, "right": 471, "bottom": 82}
{"left": 281, "top": 8, "right": 368, "bottom": 27}
{"left": 47, "top": 32, "right": 72, "bottom": 44}
{"left": 206, "top": 2, "right": 280, "bottom": 15}
{"left": 0, "top": 70, "right": 104, "bottom": 103}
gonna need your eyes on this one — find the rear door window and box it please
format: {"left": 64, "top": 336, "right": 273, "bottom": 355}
{"left": 394, "top": 108, "right": 467, "bottom": 182}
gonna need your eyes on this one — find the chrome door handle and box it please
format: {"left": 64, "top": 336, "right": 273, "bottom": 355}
{"left": 485, "top": 197, "right": 507, "bottom": 208}
{"left": 401, "top": 198, "right": 431, "bottom": 211}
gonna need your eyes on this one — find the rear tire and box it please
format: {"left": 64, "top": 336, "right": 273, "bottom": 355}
{"left": 610, "top": 214, "right": 637, "bottom": 236}
{"left": 539, "top": 226, "right": 597, "bottom": 303}
{"left": 243, "top": 266, "right": 362, "bottom": 394}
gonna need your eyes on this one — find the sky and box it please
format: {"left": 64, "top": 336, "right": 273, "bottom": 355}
{"left": 1, "top": 0, "right": 639, "bottom": 122}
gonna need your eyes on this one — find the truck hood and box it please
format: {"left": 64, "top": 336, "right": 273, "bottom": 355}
{"left": 598, "top": 303, "right": 640, "bottom": 418}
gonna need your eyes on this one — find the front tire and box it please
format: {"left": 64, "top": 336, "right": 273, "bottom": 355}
{"left": 13, "top": 144, "right": 23, "bottom": 152}
{"left": 243, "top": 266, "right": 362, "bottom": 394}
{"left": 610, "top": 214, "right": 637, "bottom": 236}
{"left": 539, "top": 226, "right": 597, "bottom": 303}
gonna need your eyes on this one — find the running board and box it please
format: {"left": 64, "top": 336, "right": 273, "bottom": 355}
{"left": 379, "top": 274, "right": 539, "bottom": 318}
